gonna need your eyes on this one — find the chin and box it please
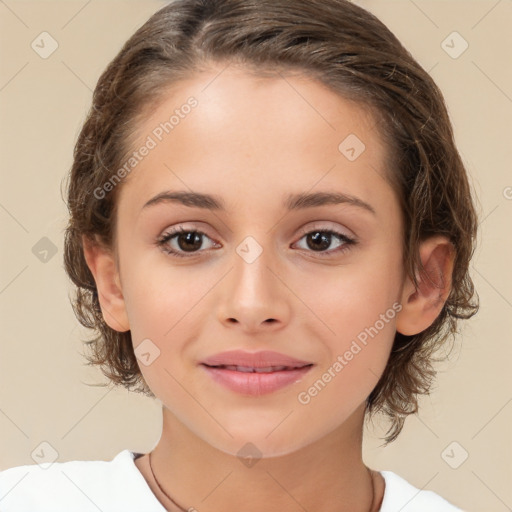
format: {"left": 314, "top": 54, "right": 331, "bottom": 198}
{"left": 200, "top": 424, "right": 319, "bottom": 460}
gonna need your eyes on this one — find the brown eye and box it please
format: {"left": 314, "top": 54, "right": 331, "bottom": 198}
{"left": 156, "top": 227, "right": 217, "bottom": 258}
{"left": 293, "top": 229, "right": 356, "bottom": 257}
{"left": 305, "top": 231, "right": 333, "bottom": 251}
{"left": 175, "top": 231, "right": 203, "bottom": 252}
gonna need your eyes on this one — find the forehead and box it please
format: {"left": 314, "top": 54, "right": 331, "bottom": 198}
{"left": 117, "top": 64, "right": 393, "bottom": 216}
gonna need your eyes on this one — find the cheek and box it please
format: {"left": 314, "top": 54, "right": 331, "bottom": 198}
{"left": 119, "top": 257, "right": 210, "bottom": 384}
{"left": 293, "top": 247, "right": 402, "bottom": 399}
{"left": 298, "top": 251, "right": 402, "bottom": 341}
{"left": 121, "top": 253, "right": 204, "bottom": 337}
{"left": 294, "top": 286, "right": 399, "bottom": 438}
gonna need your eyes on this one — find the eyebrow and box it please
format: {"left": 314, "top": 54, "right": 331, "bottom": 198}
{"left": 142, "top": 190, "right": 376, "bottom": 215}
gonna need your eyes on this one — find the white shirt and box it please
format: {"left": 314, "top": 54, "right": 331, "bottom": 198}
{"left": 0, "top": 449, "right": 463, "bottom": 511}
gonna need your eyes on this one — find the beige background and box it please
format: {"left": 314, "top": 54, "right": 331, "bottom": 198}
{"left": 0, "top": 1, "right": 511, "bottom": 510}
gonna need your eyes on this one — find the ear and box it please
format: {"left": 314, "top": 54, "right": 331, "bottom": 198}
{"left": 82, "top": 234, "right": 130, "bottom": 332}
{"left": 395, "top": 235, "right": 455, "bottom": 336}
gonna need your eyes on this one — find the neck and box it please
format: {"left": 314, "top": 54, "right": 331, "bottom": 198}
{"left": 144, "top": 403, "right": 383, "bottom": 512}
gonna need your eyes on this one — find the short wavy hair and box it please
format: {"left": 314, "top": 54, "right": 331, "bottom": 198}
{"left": 63, "top": 0, "right": 479, "bottom": 444}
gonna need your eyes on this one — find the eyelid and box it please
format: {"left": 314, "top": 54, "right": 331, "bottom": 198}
{"left": 295, "top": 221, "right": 356, "bottom": 241}
{"left": 159, "top": 221, "right": 355, "bottom": 243}
{"left": 157, "top": 224, "right": 218, "bottom": 246}
{"left": 159, "top": 223, "right": 217, "bottom": 241}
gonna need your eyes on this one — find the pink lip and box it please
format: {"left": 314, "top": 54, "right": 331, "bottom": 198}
{"left": 201, "top": 350, "right": 312, "bottom": 368}
{"left": 200, "top": 350, "right": 314, "bottom": 396}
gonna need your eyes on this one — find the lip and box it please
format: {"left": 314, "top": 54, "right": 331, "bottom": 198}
{"left": 200, "top": 350, "right": 314, "bottom": 396}
{"left": 201, "top": 350, "right": 312, "bottom": 368}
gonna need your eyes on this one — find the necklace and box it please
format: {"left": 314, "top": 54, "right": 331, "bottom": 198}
{"left": 148, "top": 451, "right": 377, "bottom": 512}
{"left": 148, "top": 450, "right": 189, "bottom": 511}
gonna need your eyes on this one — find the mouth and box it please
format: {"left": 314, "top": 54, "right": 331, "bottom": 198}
{"left": 199, "top": 352, "right": 314, "bottom": 396}
{"left": 202, "top": 363, "right": 313, "bottom": 373}
{"left": 201, "top": 349, "right": 313, "bottom": 369}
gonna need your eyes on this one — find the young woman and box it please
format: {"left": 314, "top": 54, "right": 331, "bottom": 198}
{"left": 0, "top": 0, "right": 478, "bottom": 510}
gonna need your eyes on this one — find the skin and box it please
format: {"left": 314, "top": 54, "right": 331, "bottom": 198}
{"left": 83, "top": 63, "right": 455, "bottom": 512}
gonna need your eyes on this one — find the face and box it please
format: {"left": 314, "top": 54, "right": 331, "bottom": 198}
{"left": 108, "top": 64, "right": 407, "bottom": 457}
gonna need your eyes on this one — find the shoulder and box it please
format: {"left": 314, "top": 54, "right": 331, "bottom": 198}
{"left": 0, "top": 450, "right": 165, "bottom": 512}
{"left": 379, "top": 470, "right": 464, "bottom": 511}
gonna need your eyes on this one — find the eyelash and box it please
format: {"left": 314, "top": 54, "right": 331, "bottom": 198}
{"left": 155, "top": 225, "right": 357, "bottom": 259}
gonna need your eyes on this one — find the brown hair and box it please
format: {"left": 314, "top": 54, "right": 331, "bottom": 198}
{"left": 63, "top": 0, "right": 479, "bottom": 444}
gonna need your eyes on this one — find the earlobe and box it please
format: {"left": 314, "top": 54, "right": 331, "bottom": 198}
{"left": 395, "top": 236, "right": 455, "bottom": 336}
{"left": 82, "top": 234, "right": 130, "bottom": 332}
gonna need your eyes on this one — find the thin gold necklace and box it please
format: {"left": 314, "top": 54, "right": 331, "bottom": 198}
{"left": 148, "top": 451, "right": 377, "bottom": 512}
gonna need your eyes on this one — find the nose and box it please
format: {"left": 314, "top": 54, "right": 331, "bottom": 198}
{"left": 216, "top": 241, "right": 292, "bottom": 333}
